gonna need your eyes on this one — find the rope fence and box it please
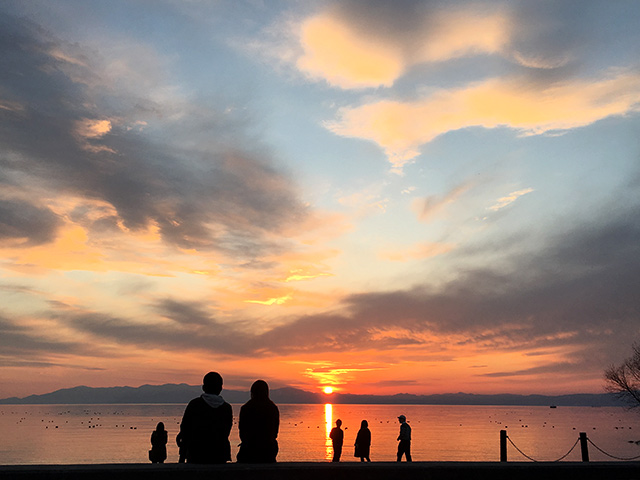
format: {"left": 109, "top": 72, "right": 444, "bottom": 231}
{"left": 587, "top": 437, "right": 640, "bottom": 461}
{"left": 500, "top": 430, "right": 640, "bottom": 462}
{"left": 506, "top": 435, "right": 579, "bottom": 462}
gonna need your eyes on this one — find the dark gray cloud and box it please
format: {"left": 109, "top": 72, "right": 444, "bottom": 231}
{"left": 155, "top": 298, "right": 219, "bottom": 327}
{"left": 59, "top": 196, "right": 640, "bottom": 366}
{"left": 331, "top": 0, "right": 438, "bottom": 47}
{"left": 327, "top": 0, "right": 640, "bottom": 84}
{"left": 64, "top": 302, "right": 255, "bottom": 356}
{"left": 20, "top": 175, "right": 632, "bottom": 387}
{"left": 0, "top": 314, "right": 84, "bottom": 357}
{"left": 28, "top": 194, "right": 637, "bottom": 386}
{"left": 0, "top": 13, "right": 307, "bottom": 256}
{"left": 0, "top": 199, "right": 61, "bottom": 245}
{"left": 509, "top": 1, "right": 640, "bottom": 75}
{"left": 258, "top": 199, "right": 640, "bottom": 362}
{"left": 481, "top": 362, "right": 580, "bottom": 378}
{"left": 46, "top": 192, "right": 640, "bottom": 376}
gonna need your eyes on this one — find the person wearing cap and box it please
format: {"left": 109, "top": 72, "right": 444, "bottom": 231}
{"left": 179, "top": 371, "right": 233, "bottom": 463}
{"left": 396, "top": 414, "right": 412, "bottom": 462}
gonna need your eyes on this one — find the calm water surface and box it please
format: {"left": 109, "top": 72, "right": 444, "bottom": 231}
{"left": 1, "top": 404, "right": 638, "bottom": 464}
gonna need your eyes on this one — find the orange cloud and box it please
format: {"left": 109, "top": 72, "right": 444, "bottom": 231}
{"left": 245, "top": 294, "right": 292, "bottom": 306}
{"left": 297, "top": 14, "right": 403, "bottom": 89}
{"left": 489, "top": 188, "right": 534, "bottom": 212}
{"left": 73, "top": 118, "right": 116, "bottom": 153}
{"left": 415, "top": 10, "right": 507, "bottom": 63}
{"left": 285, "top": 268, "right": 332, "bottom": 282}
{"left": 296, "top": 9, "right": 508, "bottom": 89}
{"left": 75, "top": 118, "right": 112, "bottom": 139}
{"left": 326, "top": 71, "right": 640, "bottom": 172}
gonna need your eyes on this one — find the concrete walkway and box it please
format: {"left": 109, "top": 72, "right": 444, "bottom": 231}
{"left": 1, "top": 462, "right": 639, "bottom": 480}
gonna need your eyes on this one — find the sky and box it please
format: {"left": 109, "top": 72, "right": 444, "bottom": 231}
{"left": 1, "top": 0, "right": 639, "bottom": 399}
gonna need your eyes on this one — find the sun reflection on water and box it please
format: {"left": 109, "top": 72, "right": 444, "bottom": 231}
{"left": 324, "top": 403, "right": 333, "bottom": 460}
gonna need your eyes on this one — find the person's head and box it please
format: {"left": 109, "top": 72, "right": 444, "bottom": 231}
{"left": 336, "top": 419, "right": 342, "bottom": 427}
{"left": 202, "top": 371, "right": 223, "bottom": 394}
{"left": 156, "top": 422, "right": 165, "bottom": 431}
{"left": 250, "top": 379, "right": 270, "bottom": 400}
{"left": 398, "top": 414, "right": 406, "bottom": 423}
{"left": 361, "top": 419, "right": 368, "bottom": 428}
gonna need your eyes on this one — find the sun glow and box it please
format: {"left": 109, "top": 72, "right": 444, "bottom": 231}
{"left": 323, "top": 386, "right": 334, "bottom": 394}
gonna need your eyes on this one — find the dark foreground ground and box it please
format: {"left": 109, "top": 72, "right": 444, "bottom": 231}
{"left": 2, "top": 462, "right": 639, "bottom": 480}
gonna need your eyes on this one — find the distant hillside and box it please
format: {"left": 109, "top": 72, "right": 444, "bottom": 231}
{"left": 0, "top": 383, "right": 245, "bottom": 405}
{"left": 334, "top": 392, "right": 623, "bottom": 407}
{"left": 0, "top": 384, "right": 625, "bottom": 406}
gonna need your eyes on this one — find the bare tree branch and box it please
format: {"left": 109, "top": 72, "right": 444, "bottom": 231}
{"left": 604, "top": 342, "right": 640, "bottom": 408}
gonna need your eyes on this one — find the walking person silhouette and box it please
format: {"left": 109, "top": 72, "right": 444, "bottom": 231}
{"left": 396, "top": 414, "right": 412, "bottom": 462}
{"left": 329, "top": 419, "right": 344, "bottom": 462}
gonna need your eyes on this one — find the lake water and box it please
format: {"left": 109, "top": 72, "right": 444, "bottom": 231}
{"left": 1, "top": 404, "right": 639, "bottom": 464}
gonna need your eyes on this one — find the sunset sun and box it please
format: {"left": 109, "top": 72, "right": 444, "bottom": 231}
{"left": 323, "top": 386, "right": 334, "bottom": 394}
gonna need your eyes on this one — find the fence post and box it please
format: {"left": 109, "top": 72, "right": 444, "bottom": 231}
{"left": 500, "top": 430, "right": 507, "bottom": 462}
{"left": 579, "top": 432, "right": 589, "bottom": 462}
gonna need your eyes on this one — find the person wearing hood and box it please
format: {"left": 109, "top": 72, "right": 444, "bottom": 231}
{"left": 237, "top": 380, "right": 280, "bottom": 463}
{"left": 179, "top": 371, "right": 233, "bottom": 463}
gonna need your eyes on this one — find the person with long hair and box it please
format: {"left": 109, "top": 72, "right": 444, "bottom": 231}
{"left": 237, "top": 380, "right": 280, "bottom": 463}
{"left": 149, "top": 422, "right": 168, "bottom": 463}
{"left": 354, "top": 419, "right": 371, "bottom": 462}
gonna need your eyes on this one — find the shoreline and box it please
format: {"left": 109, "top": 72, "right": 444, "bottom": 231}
{"left": 1, "top": 462, "right": 639, "bottom": 480}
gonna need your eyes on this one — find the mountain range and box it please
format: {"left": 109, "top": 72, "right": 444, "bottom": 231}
{"left": 0, "top": 384, "right": 624, "bottom": 407}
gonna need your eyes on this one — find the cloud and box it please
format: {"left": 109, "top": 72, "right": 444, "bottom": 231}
{"left": 293, "top": 1, "right": 638, "bottom": 90}
{"left": 488, "top": 188, "right": 534, "bottom": 212}
{"left": 297, "top": 13, "right": 404, "bottom": 89}
{"left": 295, "top": 1, "right": 509, "bottom": 89}
{"left": 0, "top": 13, "right": 308, "bottom": 259}
{"left": 326, "top": 71, "right": 640, "bottom": 171}
{"left": 0, "top": 199, "right": 61, "bottom": 246}
{"left": 482, "top": 362, "right": 580, "bottom": 378}
{"left": 9, "top": 190, "right": 637, "bottom": 391}
{"left": 73, "top": 118, "right": 116, "bottom": 153}
{"left": 256, "top": 196, "right": 640, "bottom": 366}
{"left": 0, "top": 314, "right": 85, "bottom": 358}
{"left": 65, "top": 307, "right": 253, "bottom": 356}
{"left": 412, "top": 183, "right": 473, "bottom": 222}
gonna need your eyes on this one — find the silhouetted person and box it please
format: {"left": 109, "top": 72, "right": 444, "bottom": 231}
{"left": 237, "top": 380, "right": 280, "bottom": 463}
{"left": 396, "top": 414, "right": 411, "bottom": 462}
{"left": 176, "top": 431, "right": 186, "bottom": 463}
{"left": 354, "top": 419, "right": 371, "bottom": 462}
{"left": 179, "top": 371, "right": 233, "bottom": 464}
{"left": 329, "top": 419, "right": 344, "bottom": 462}
{"left": 149, "top": 422, "right": 167, "bottom": 463}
